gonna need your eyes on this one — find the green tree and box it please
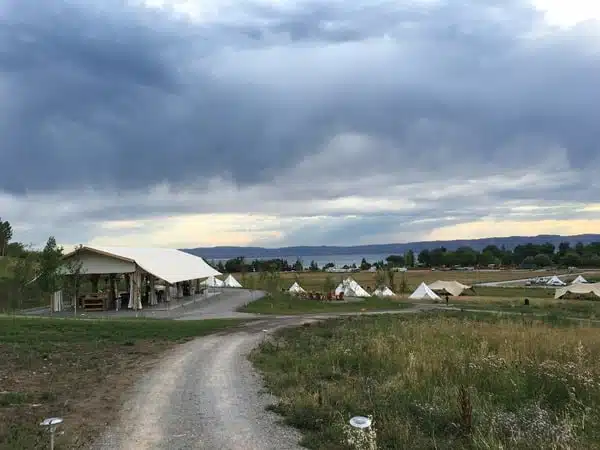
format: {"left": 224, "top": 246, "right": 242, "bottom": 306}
{"left": 386, "top": 254, "right": 405, "bottom": 267}
{"left": 560, "top": 251, "right": 581, "bottom": 267}
{"left": 405, "top": 250, "right": 415, "bottom": 268}
{"left": 386, "top": 267, "right": 396, "bottom": 292}
{"left": 533, "top": 253, "right": 552, "bottom": 268}
{"left": 417, "top": 249, "right": 431, "bottom": 267}
{"left": 0, "top": 219, "right": 13, "bottom": 257}
{"left": 37, "top": 237, "right": 64, "bottom": 300}
{"left": 375, "top": 269, "right": 386, "bottom": 288}
{"left": 309, "top": 260, "right": 320, "bottom": 271}
{"left": 293, "top": 258, "right": 303, "bottom": 272}
{"left": 359, "top": 258, "right": 371, "bottom": 271}
{"left": 397, "top": 273, "right": 408, "bottom": 294}
{"left": 9, "top": 248, "right": 38, "bottom": 311}
{"left": 323, "top": 274, "right": 336, "bottom": 294}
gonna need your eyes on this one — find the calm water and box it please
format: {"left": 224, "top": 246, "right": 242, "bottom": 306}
{"left": 212, "top": 254, "right": 391, "bottom": 268}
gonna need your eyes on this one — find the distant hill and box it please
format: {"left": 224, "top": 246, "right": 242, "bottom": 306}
{"left": 182, "top": 234, "right": 600, "bottom": 259}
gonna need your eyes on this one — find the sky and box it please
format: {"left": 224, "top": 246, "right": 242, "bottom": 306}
{"left": 1, "top": 0, "right": 600, "bottom": 250}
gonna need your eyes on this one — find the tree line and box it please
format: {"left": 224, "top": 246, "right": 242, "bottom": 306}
{"left": 212, "top": 241, "right": 600, "bottom": 273}
{"left": 0, "top": 217, "right": 81, "bottom": 311}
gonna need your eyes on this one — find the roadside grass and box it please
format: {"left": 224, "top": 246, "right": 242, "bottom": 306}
{"left": 238, "top": 292, "right": 413, "bottom": 315}
{"left": 251, "top": 312, "right": 600, "bottom": 449}
{"left": 0, "top": 316, "right": 249, "bottom": 449}
{"left": 469, "top": 285, "right": 552, "bottom": 298}
{"left": 446, "top": 296, "right": 600, "bottom": 320}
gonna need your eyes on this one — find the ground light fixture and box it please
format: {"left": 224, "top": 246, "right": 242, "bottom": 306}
{"left": 349, "top": 416, "right": 372, "bottom": 429}
{"left": 40, "top": 417, "right": 63, "bottom": 450}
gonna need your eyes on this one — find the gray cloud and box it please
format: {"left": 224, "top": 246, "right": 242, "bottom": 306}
{"left": 1, "top": 0, "right": 600, "bottom": 247}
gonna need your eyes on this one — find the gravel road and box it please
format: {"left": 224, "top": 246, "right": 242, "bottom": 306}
{"left": 91, "top": 291, "right": 434, "bottom": 450}
{"left": 91, "top": 317, "right": 317, "bottom": 450}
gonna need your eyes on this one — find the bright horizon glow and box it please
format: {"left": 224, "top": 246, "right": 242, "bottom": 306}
{"left": 533, "top": 0, "right": 600, "bottom": 27}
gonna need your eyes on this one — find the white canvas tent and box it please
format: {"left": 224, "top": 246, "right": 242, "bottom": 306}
{"left": 288, "top": 281, "right": 306, "bottom": 294}
{"left": 335, "top": 277, "right": 371, "bottom": 297}
{"left": 201, "top": 276, "right": 224, "bottom": 288}
{"left": 409, "top": 282, "right": 440, "bottom": 300}
{"left": 428, "top": 280, "right": 471, "bottom": 296}
{"left": 223, "top": 274, "right": 243, "bottom": 288}
{"left": 547, "top": 275, "right": 566, "bottom": 286}
{"left": 571, "top": 275, "right": 588, "bottom": 284}
{"left": 61, "top": 246, "right": 222, "bottom": 311}
{"left": 555, "top": 282, "right": 600, "bottom": 299}
{"left": 373, "top": 286, "right": 395, "bottom": 297}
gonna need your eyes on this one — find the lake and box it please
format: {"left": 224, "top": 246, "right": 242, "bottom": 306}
{"left": 210, "top": 254, "right": 392, "bottom": 268}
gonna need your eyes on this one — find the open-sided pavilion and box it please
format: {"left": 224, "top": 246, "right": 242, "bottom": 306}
{"left": 59, "top": 245, "right": 221, "bottom": 311}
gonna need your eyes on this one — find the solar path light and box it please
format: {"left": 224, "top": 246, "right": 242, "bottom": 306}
{"left": 349, "top": 416, "right": 372, "bottom": 429}
{"left": 40, "top": 417, "right": 63, "bottom": 450}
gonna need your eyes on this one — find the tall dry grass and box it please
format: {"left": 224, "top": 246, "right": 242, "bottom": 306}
{"left": 251, "top": 313, "right": 600, "bottom": 449}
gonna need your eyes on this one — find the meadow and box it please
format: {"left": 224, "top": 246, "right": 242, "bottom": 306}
{"left": 251, "top": 312, "right": 600, "bottom": 449}
{"left": 239, "top": 292, "right": 413, "bottom": 315}
{"left": 0, "top": 316, "right": 248, "bottom": 449}
{"left": 238, "top": 269, "right": 600, "bottom": 296}
{"left": 448, "top": 296, "right": 600, "bottom": 320}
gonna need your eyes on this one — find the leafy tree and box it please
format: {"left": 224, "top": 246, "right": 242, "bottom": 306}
{"left": 386, "top": 254, "right": 405, "bottom": 267}
{"left": 323, "top": 274, "right": 336, "bottom": 294}
{"left": 375, "top": 269, "right": 386, "bottom": 288}
{"left": 520, "top": 255, "right": 536, "bottom": 269}
{"left": 309, "top": 260, "right": 320, "bottom": 271}
{"left": 293, "top": 258, "right": 303, "bottom": 272}
{"left": 533, "top": 253, "right": 552, "bottom": 268}
{"left": 37, "top": 237, "right": 64, "bottom": 299}
{"left": 0, "top": 219, "right": 13, "bottom": 257}
{"left": 560, "top": 251, "right": 581, "bottom": 267}
{"left": 405, "top": 250, "right": 415, "bottom": 267}
{"left": 417, "top": 249, "right": 431, "bottom": 266}
{"left": 397, "top": 273, "right": 408, "bottom": 294}
{"left": 359, "top": 258, "right": 371, "bottom": 271}
{"left": 8, "top": 248, "right": 38, "bottom": 310}
{"left": 386, "top": 267, "right": 396, "bottom": 292}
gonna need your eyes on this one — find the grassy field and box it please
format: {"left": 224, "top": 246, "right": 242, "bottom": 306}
{"left": 251, "top": 312, "right": 600, "bottom": 449}
{"left": 447, "top": 296, "right": 600, "bottom": 320}
{"left": 0, "top": 316, "right": 249, "bottom": 449}
{"left": 237, "top": 269, "right": 600, "bottom": 296}
{"left": 238, "top": 292, "right": 413, "bottom": 315}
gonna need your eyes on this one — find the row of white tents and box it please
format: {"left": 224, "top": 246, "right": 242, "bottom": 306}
{"left": 288, "top": 277, "right": 472, "bottom": 299}
{"left": 200, "top": 274, "right": 243, "bottom": 288}
{"left": 289, "top": 278, "right": 392, "bottom": 298}
{"left": 533, "top": 275, "right": 586, "bottom": 287}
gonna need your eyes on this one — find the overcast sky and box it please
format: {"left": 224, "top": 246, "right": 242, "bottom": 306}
{"left": 2, "top": 0, "right": 600, "bottom": 250}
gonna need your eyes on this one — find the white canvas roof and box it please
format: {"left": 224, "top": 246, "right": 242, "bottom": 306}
{"left": 63, "top": 245, "right": 221, "bottom": 285}
{"left": 288, "top": 281, "right": 306, "bottom": 293}
{"left": 571, "top": 275, "right": 588, "bottom": 284}
{"left": 223, "top": 274, "right": 243, "bottom": 288}
{"left": 409, "top": 282, "right": 440, "bottom": 300}
{"left": 373, "top": 286, "right": 395, "bottom": 297}
{"left": 335, "top": 277, "right": 371, "bottom": 297}
{"left": 201, "top": 276, "right": 224, "bottom": 287}
{"left": 547, "top": 275, "right": 566, "bottom": 286}
{"left": 555, "top": 282, "right": 600, "bottom": 299}
{"left": 428, "top": 280, "right": 471, "bottom": 296}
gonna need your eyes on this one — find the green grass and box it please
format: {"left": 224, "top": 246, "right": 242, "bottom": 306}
{"left": 251, "top": 312, "right": 600, "bottom": 449}
{"left": 447, "top": 296, "right": 600, "bottom": 320}
{"left": 238, "top": 292, "right": 413, "bottom": 315}
{"left": 0, "top": 316, "right": 249, "bottom": 449}
{"left": 469, "top": 285, "right": 552, "bottom": 298}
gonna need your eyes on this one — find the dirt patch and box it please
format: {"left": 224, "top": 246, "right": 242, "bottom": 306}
{"left": 0, "top": 316, "right": 249, "bottom": 449}
{"left": 0, "top": 340, "right": 179, "bottom": 449}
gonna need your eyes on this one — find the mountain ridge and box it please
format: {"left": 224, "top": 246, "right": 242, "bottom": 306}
{"left": 183, "top": 234, "right": 600, "bottom": 259}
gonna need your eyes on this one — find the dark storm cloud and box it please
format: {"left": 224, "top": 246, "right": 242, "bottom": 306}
{"left": 1, "top": 0, "right": 599, "bottom": 198}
